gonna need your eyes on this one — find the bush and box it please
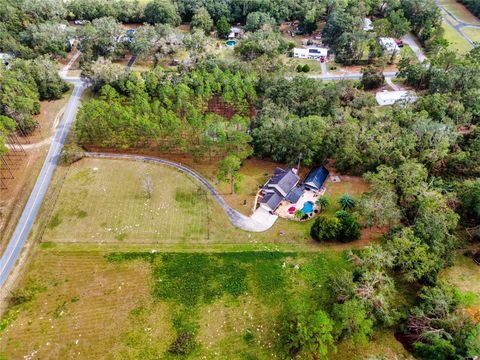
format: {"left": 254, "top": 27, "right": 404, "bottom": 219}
{"left": 310, "top": 215, "right": 340, "bottom": 241}
{"left": 310, "top": 212, "right": 360, "bottom": 242}
{"left": 296, "top": 64, "right": 303, "bottom": 72}
{"left": 302, "top": 64, "right": 310, "bottom": 73}
{"left": 168, "top": 331, "right": 196, "bottom": 355}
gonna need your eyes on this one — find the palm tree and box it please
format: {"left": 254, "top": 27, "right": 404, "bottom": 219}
{"left": 315, "top": 196, "right": 329, "bottom": 211}
{"left": 338, "top": 194, "right": 355, "bottom": 211}
{"left": 294, "top": 210, "right": 304, "bottom": 220}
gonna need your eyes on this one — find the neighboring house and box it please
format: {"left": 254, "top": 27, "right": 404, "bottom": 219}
{"left": 378, "top": 37, "right": 399, "bottom": 54}
{"left": 303, "top": 166, "right": 329, "bottom": 192}
{"left": 228, "top": 27, "right": 242, "bottom": 39}
{"left": 260, "top": 168, "right": 300, "bottom": 212}
{"left": 375, "top": 90, "right": 417, "bottom": 106}
{"left": 293, "top": 47, "right": 328, "bottom": 60}
{"left": 363, "top": 18, "right": 373, "bottom": 31}
{"left": 0, "top": 53, "right": 13, "bottom": 67}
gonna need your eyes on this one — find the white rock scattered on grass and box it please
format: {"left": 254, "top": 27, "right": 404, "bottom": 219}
{"left": 294, "top": 264, "right": 299, "bottom": 270}
{"left": 75, "top": 339, "right": 79, "bottom": 345}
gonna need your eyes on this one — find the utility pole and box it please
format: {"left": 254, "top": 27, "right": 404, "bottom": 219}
{"left": 297, "top": 152, "right": 303, "bottom": 174}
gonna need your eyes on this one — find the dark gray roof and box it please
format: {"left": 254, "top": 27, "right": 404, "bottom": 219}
{"left": 260, "top": 191, "right": 283, "bottom": 211}
{"left": 303, "top": 166, "right": 329, "bottom": 191}
{"left": 266, "top": 168, "right": 300, "bottom": 195}
{"left": 286, "top": 186, "right": 304, "bottom": 203}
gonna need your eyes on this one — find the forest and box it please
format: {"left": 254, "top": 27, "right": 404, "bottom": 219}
{"left": 0, "top": 0, "right": 479, "bottom": 358}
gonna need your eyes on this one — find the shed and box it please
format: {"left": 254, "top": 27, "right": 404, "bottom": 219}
{"left": 375, "top": 90, "right": 417, "bottom": 106}
{"left": 303, "top": 166, "right": 329, "bottom": 192}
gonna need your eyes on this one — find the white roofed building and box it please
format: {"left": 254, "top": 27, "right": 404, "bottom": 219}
{"left": 378, "top": 37, "right": 399, "bottom": 54}
{"left": 375, "top": 90, "right": 417, "bottom": 106}
{"left": 363, "top": 18, "right": 373, "bottom": 31}
{"left": 293, "top": 47, "right": 328, "bottom": 60}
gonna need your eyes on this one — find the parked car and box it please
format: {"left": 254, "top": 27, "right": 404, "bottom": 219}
{"left": 74, "top": 20, "right": 88, "bottom": 25}
{"left": 395, "top": 39, "right": 404, "bottom": 47}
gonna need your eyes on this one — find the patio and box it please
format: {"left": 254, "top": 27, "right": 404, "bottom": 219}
{"left": 275, "top": 187, "right": 326, "bottom": 220}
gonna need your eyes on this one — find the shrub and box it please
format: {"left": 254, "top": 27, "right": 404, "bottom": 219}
{"left": 310, "top": 215, "right": 340, "bottom": 241}
{"left": 302, "top": 64, "right": 310, "bottom": 72}
{"left": 296, "top": 64, "right": 303, "bottom": 72}
{"left": 336, "top": 211, "right": 360, "bottom": 242}
{"left": 168, "top": 331, "right": 196, "bottom": 355}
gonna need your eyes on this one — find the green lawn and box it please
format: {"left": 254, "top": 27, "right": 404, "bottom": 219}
{"left": 462, "top": 27, "right": 480, "bottom": 43}
{"left": 439, "top": 0, "right": 480, "bottom": 25}
{"left": 0, "top": 248, "right": 410, "bottom": 359}
{"left": 442, "top": 20, "right": 474, "bottom": 54}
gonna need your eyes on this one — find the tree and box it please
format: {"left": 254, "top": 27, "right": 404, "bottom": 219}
{"left": 142, "top": 175, "right": 153, "bottom": 199}
{"left": 191, "top": 7, "right": 213, "bottom": 34}
{"left": 282, "top": 309, "right": 337, "bottom": 359}
{"left": 217, "top": 154, "right": 241, "bottom": 194}
{"left": 315, "top": 196, "right": 329, "bottom": 211}
{"left": 236, "top": 28, "right": 288, "bottom": 60}
{"left": 144, "top": 0, "right": 180, "bottom": 26}
{"left": 459, "top": 179, "right": 480, "bottom": 226}
{"left": 245, "top": 11, "right": 276, "bottom": 32}
{"left": 333, "top": 298, "right": 373, "bottom": 349}
{"left": 21, "top": 0, "right": 67, "bottom": 21}
{"left": 216, "top": 16, "right": 230, "bottom": 38}
{"left": 77, "top": 17, "right": 125, "bottom": 61}
{"left": 387, "top": 9, "right": 410, "bottom": 38}
{"left": 21, "top": 22, "right": 72, "bottom": 58}
{"left": 361, "top": 65, "right": 385, "bottom": 90}
{"left": 338, "top": 194, "right": 355, "bottom": 211}
{"left": 386, "top": 228, "right": 439, "bottom": 282}
{"left": 336, "top": 211, "right": 360, "bottom": 242}
{"left": 310, "top": 215, "right": 340, "bottom": 241}
{"left": 81, "top": 57, "right": 127, "bottom": 91}
{"left": 294, "top": 209, "right": 304, "bottom": 220}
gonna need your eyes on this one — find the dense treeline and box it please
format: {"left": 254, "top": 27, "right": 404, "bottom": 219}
{"left": 76, "top": 65, "right": 255, "bottom": 160}
{"left": 0, "top": 56, "right": 68, "bottom": 138}
{"left": 459, "top": 0, "right": 480, "bottom": 17}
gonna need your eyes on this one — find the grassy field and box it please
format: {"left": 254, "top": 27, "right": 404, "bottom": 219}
{"left": 439, "top": 0, "right": 480, "bottom": 25}
{"left": 0, "top": 248, "right": 411, "bottom": 359}
{"left": 462, "top": 27, "right": 480, "bottom": 43}
{"left": 40, "top": 158, "right": 375, "bottom": 251}
{"left": 442, "top": 20, "right": 474, "bottom": 54}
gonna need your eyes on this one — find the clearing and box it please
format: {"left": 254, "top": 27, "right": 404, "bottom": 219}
{"left": 40, "top": 157, "right": 376, "bottom": 251}
{"left": 439, "top": 0, "right": 480, "bottom": 25}
{"left": 441, "top": 20, "right": 473, "bottom": 54}
{"left": 0, "top": 248, "right": 411, "bottom": 359}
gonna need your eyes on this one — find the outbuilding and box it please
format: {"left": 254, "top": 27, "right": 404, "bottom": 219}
{"left": 375, "top": 90, "right": 417, "bottom": 106}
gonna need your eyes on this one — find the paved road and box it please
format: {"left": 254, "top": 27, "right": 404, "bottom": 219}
{"left": 0, "top": 79, "right": 85, "bottom": 288}
{"left": 436, "top": 2, "right": 478, "bottom": 47}
{"left": 84, "top": 152, "right": 277, "bottom": 233}
{"left": 403, "top": 33, "right": 428, "bottom": 63}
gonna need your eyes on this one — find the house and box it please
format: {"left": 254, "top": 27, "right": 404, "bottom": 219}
{"left": 363, "top": 18, "right": 374, "bottom": 31}
{"left": 378, "top": 37, "right": 399, "bottom": 54}
{"left": 293, "top": 47, "right": 328, "bottom": 60}
{"left": 303, "top": 166, "right": 329, "bottom": 192}
{"left": 228, "top": 27, "right": 242, "bottom": 39}
{"left": 259, "top": 168, "right": 300, "bottom": 212}
{"left": 375, "top": 90, "right": 417, "bottom": 106}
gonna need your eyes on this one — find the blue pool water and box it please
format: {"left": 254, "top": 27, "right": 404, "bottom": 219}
{"left": 225, "top": 40, "right": 236, "bottom": 47}
{"left": 302, "top": 201, "right": 314, "bottom": 214}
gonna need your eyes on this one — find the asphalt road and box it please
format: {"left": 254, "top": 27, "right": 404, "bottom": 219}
{"left": 0, "top": 79, "right": 85, "bottom": 288}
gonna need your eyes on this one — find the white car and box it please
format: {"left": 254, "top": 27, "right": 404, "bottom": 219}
{"left": 74, "top": 20, "right": 88, "bottom": 25}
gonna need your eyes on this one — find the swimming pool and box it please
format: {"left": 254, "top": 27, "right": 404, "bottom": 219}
{"left": 301, "top": 201, "right": 314, "bottom": 214}
{"left": 225, "top": 40, "right": 236, "bottom": 47}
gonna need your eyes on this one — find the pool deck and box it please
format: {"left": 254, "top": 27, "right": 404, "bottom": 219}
{"left": 275, "top": 187, "right": 326, "bottom": 220}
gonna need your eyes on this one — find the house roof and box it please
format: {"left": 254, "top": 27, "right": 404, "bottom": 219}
{"left": 260, "top": 191, "right": 283, "bottom": 211}
{"left": 303, "top": 166, "right": 329, "bottom": 191}
{"left": 294, "top": 47, "right": 328, "bottom": 56}
{"left": 286, "top": 186, "right": 304, "bottom": 203}
{"left": 265, "top": 168, "right": 300, "bottom": 196}
{"left": 375, "top": 90, "right": 417, "bottom": 106}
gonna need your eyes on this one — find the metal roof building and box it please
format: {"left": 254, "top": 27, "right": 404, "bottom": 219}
{"left": 375, "top": 90, "right": 417, "bottom": 106}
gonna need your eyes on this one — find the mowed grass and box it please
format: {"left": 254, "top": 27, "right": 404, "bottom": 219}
{"left": 40, "top": 158, "right": 375, "bottom": 251}
{"left": 462, "top": 27, "right": 480, "bottom": 43}
{"left": 439, "top": 0, "right": 480, "bottom": 25}
{"left": 442, "top": 20, "right": 474, "bottom": 54}
{"left": 0, "top": 248, "right": 409, "bottom": 359}
{"left": 43, "top": 158, "right": 211, "bottom": 244}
